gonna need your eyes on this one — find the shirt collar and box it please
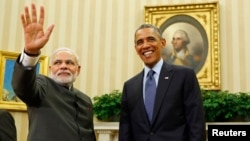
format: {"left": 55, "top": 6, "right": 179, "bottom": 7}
{"left": 144, "top": 58, "right": 163, "bottom": 76}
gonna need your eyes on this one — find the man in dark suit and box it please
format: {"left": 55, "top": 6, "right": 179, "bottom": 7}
{"left": 11, "top": 3, "right": 96, "bottom": 141}
{"left": 119, "top": 24, "right": 206, "bottom": 141}
{"left": 0, "top": 110, "right": 16, "bottom": 141}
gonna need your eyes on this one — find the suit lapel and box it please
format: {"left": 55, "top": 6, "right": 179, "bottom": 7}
{"left": 151, "top": 62, "right": 174, "bottom": 125}
{"left": 137, "top": 71, "right": 149, "bottom": 120}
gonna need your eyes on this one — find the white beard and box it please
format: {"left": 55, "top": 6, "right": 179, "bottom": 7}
{"left": 50, "top": 70, "right": 78, "bottom": 87}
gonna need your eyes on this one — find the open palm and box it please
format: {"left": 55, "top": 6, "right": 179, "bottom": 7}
{"left": 21, "top": 3, "right": 54, "bottom": 54}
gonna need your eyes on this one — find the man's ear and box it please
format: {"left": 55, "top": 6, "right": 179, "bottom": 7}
{"left": 161, "top": 38, "right": 166, "bottom": 48}
{"left": 77, "top": 66, "right": 81, "bottom": 75}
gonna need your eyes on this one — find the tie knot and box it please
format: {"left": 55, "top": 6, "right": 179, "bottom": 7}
{"left": 147, "top": 70, "right": 155, "bottom": 78}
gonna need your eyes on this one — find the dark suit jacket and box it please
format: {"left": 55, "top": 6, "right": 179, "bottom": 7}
{"left": 0, "top": 110, "right": 16, "bottom": 141}
{"left": 11, "top": 57, "right": 96, "bottom": 141}
{"left": 119, "top": 62, "right": 206, "bottom": 141}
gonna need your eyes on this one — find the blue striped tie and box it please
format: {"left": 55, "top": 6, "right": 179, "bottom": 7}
{"left": 145, "top": 70, "right": 156, "bottom": 122}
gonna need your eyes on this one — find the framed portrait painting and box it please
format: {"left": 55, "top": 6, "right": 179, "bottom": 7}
{"left": 0, "top": 51, "right": 48, "bottom": 111}
{"left": 145, "top": 2, "right": 220, "bottom": 90}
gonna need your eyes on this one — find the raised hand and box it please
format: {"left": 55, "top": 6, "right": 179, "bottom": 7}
{"left": 21, "top": 3, "right": 54, "bottom": 55}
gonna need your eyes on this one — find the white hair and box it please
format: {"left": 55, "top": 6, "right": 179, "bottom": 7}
{"left": 173, "top": 29, "right": 190, "bottom": 44}
{"left": 49, "top": 47, "right": 80, "bottom": 65}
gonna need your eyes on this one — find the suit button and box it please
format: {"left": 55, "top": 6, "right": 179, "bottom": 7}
{"left": 150, "top": 132, "right": 154, "bottom": 135}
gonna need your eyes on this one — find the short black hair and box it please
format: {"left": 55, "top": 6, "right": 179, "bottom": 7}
{"left": 134, "top": 23, "right": 163, "bottom": 39}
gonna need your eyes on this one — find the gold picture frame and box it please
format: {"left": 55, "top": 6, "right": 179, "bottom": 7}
{"left": 0, "top": 51, "right": 48, "bottom": 111}
{"left": 145, "top": 2, "right": 220, "bottom": 90}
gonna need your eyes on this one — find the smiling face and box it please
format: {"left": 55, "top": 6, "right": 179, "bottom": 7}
{"left": 134, "top": 27, "right": 166, "bottom": 68}
{"left": 49, "top": 50, "right": 81, "bottom": 87}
